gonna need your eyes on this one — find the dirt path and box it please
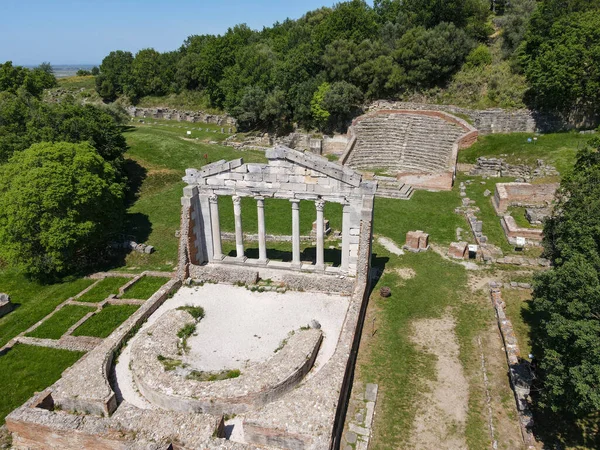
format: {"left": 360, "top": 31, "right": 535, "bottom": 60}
{"left": 409, "top": 314, "right": 469, "bottom": 450}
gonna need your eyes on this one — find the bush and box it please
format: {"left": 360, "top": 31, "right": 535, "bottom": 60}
{"left": 0, "top": 142, "right": 125, "bottom": 280}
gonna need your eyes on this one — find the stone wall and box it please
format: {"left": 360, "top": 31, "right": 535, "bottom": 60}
{"left": 493, "top": 182, "right": 558, "bottom": 215}
{"left": 369, "top": 100, "right": 569, "bottom": 134}
{"left": 470, "top": 157, "right": 559, "bottom": 180}
{"left": 126, "top": 106, "right": 236, "bottom": 126}
{"left": 131, "top": 309, "right": 323, "bottom": 415}
{"left": 501, "top": 216, "right": 544, "bottom": 244}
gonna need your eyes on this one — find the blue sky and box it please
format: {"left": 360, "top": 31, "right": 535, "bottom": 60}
{"left": 1, "top": 0, "right": 370, "bottom": 66}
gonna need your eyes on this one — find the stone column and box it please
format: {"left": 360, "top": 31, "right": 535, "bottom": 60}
{"left": 290, "top": 199, "right": 301, "bottom": 268}
{"left": 341, "top": 201, "right": 351, "bottom": 272}
{"left": 315, "top": 199, "right": 325, "bottom": 271}
{"left": 256, "top": 196, "right": 268, "bottom": 264}
{"left": 232, "top": 196, "right": 245, "bottom": 260}
{"left": 209, "top": 195, "right": 223, "bottom": 260}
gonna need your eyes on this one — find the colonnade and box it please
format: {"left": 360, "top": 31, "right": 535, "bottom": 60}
{"left": 207, "top": 194, "right": 350, "bottom": 271}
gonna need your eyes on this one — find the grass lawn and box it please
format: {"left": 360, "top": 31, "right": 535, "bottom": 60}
{"left": 0, "top": 344, "right": 84, "bottom": 424}
{"left": 360, "top": 246, "right": 492, "bottom": 448}
{"left": 72, "top": 305, "right": 139, "bottom": 338}
{"left": 217, "top": 196, "right": 344, "bottom": 236}
{"left": 507, "top": 206, "right": 542, "bottom": 229}
{"left": 124, "top": 126, "right": 265, "bottom": 173}
{"left": 77, "top": 278, "right": 128, "bottom": 303}
{"left": 56, "top": 75, "right": 96, "bottom": 90}
{"left": 460, "top": 174, "right": 515, "bottom": 253}
{"left": 501, "top": 288, "right": 536, "bottom": 360}
{"left": 0, "top": 271, "right": 93, "bottom": 347}
{"left": 121, "top": 276, "right": 171, "bottom": 300}
{"left": 374, "top": 190, "right": 465, "bottom": 246}
{"left": 221, "top": 239, "right": 343, "bottom": 266}
{"left": 25, "top": 305, "right": 95, "bottom": 340}
{"left": 458, "top": 132, "right": 588, "bottom": 176}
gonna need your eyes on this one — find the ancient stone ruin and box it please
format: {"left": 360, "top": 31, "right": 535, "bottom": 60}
{"left": 469, "top": 157, "right": 559, "bottom": 181}
{"left": 127, "top": 106, "right": 236, "bottom": 126}
{"left": 341, "top": 110, "right": 478, "bottom": 192}
{"left": 179, "top": 146, "right": 376, "bottom": 276}
{"left": 7, "top": 147, "right": 377, "bottom": 450}
{"left": 404, "top": 230, "right": 430, "bottom": 253}
{"left": 0, "top": 293, "right": 13, "bottom": 318}
{"left": 493, "top": 182, "right": 558, "bottom": 245}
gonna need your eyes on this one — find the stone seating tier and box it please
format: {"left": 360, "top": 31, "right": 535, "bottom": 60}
{"left": 348, "top": 114, "right": 464, "bottom": 174}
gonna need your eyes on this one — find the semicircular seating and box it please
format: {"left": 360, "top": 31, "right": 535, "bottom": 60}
{"left": 346, "top": 113, "right": 465, "bottom": 174}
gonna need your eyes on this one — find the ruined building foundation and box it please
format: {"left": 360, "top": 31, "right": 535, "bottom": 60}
{"left": 7, "top": 147, "right": 376, "bottom": 450}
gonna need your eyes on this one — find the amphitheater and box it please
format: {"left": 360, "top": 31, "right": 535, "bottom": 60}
{"left": 341, "top": 110, "right": 478, "bottom": 195}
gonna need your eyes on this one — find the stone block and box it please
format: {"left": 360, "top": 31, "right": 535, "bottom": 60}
{"left": 405, "top": 231, "right": 421, "bottom": 252}
{"left": 448, "top": 242, "right": 468, "bottom": 259}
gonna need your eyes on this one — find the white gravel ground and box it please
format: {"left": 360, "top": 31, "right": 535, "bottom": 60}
{"left": 114, "top": 284, "right": 350, "bottom": 409}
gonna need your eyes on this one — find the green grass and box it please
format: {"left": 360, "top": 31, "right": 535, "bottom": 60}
{"left": 77, "top": 277, "right": 128, "bottom": 303}
{"left": 374, "top": 190, "right": 465, "bottom": 246}
{"left": 217, "top": 196, "right": 343, "bottom": 236}
{"left": 221, "top": 239, "right": 342, "bottom": 266}
{"left": 460, "top": 174, "right": 515, "bottom": 253}
{"left": 502, "top": 288, "right": 536, "bottom": 359}
{"left": 121, "top": 276, "right": 170, "bottom": 300}
{"left": 177, "top": 305, "right": 205, "bottom": 320}
{"left": 507, "top": 206, "right": 541, "bottom": 229}
{"left": 133, "top": 120, "right": 233, "bottom": 143}
{"left": 187, "top": 368, "right": 241, "bottom": 382}
{"left": 458, "top": 132, "right": 588, "bottom": 176}
{"left": 0, "top": 344, "right": 84, "bottom": 424}
{"left": 25, "top": 305, "right": 95, "bottom": 340}
{"left": 72, "top": 305, "right": 139, "bottom": 338}
{"left": 124, "top": 125, "right": 263, "bottom": 172}
{"left": 56, "top": 75, "right": 96, "bottom": 90}
{"left": 0, "top": 271, "right": 94, "bottom": 347}
{"left": 361, "top": 246, "right": 468, "bottom": 448}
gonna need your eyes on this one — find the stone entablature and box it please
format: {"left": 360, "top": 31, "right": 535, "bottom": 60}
{"left": 179, "top": 146, "right": 376, "bottom": 277}
{"left": 493, "top": 182, "right": 558, "bottom": 215}
{"left": 131, "top": 309, "right": 323, "bottom": 415}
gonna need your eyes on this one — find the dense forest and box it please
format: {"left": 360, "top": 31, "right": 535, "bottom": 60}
{"left": 93, "top": 0, "right": 600, "bottom": 132}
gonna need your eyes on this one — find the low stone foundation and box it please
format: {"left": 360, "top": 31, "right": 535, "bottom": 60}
{"left": 132, "top": 309, "right": 323, "bottom": 415}
{"left": 493, "top": 182, "right": 558, "bottom": 215}
{"left": 501, "top": 216, "right": 543, "bottom": 245}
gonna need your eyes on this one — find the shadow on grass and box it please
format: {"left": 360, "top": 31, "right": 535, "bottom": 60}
{"left": 227, "top": 246, "right": 342, "bottom": 267}
{"left": 123, "top": 158, "right": 147, "bottom": 207}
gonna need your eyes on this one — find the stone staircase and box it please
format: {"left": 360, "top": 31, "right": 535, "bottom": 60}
{"left": 374, "top": 176, "right": 414, "bottom": 200}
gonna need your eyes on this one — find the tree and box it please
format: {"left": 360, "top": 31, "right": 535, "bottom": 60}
{"left": 394, "top": 23, "right": 473, "bottom": 89}
{"left": 0, "top": 142, "right": 125, "bottom": 280}
{"left": 322, "top": 81, "right": 363, "bottom": 131}
{"left": 95, "top": 50, "right": 134, "bottom": 100}
{"left": 522, "top": 10, "right": 600, "bottom": 119}
{"left": 310, "top": 82, "right": 331, "bottom": 130}
{"left": 531, "top": 138, "right": 600, "bottom": 415}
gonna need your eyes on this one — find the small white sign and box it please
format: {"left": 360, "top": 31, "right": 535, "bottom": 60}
{"left": 516, "top": 237, "right": 526, "bottom": 247}
{"left": 468, "top": 245, "right": 478, "bottom": 253}
{"left": 186, "top": 131, "right": 192, "bottom": 135}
